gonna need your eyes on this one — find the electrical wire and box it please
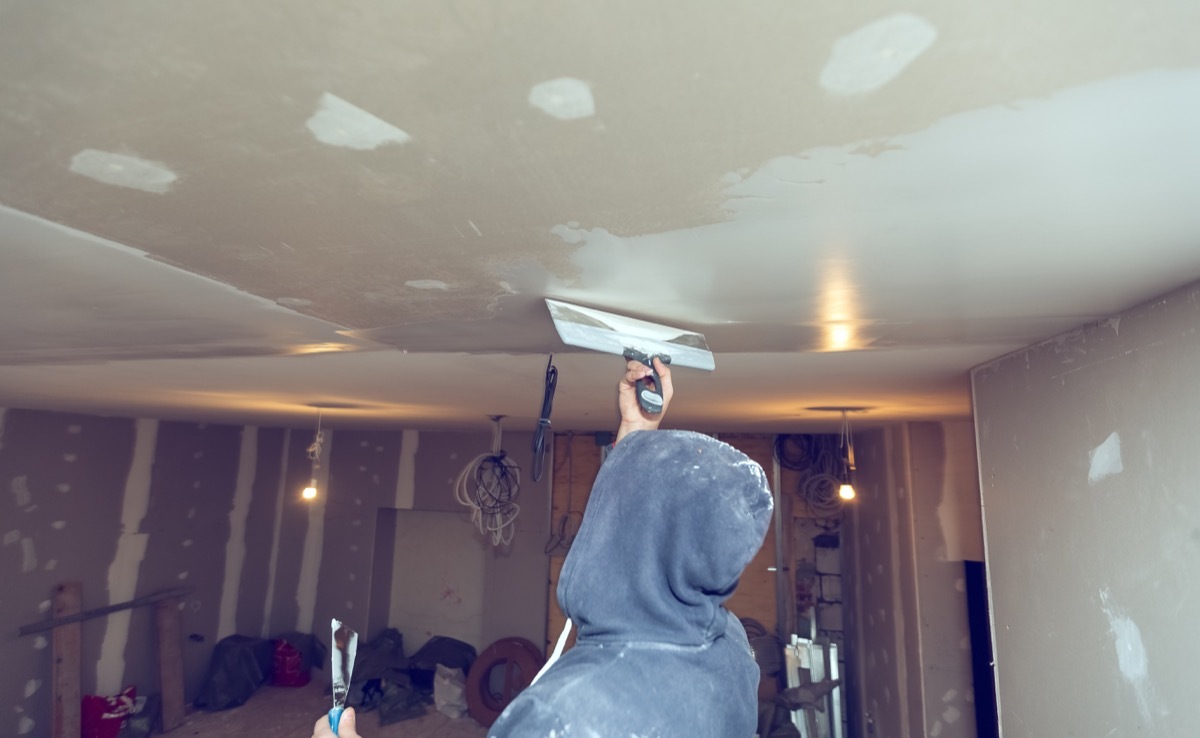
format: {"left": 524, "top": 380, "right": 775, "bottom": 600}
{"left": 801, "top": 468, "right": 845, "bottom": 519}
{"left": 784, "top": 433, "right": 846, "bottom": 519}
{"left": 774, "top": 434, "right": 816, "bottom": 471}
{"left": 305, "top": 409, "right": 325, "bottom": 494}
{"left": 455, "top": 417, "right": 521, "bottom": 546}
{"left": 306, "top": 409, "right": 324, "bottom": 465}
{"left": 306, "top": 430, "right": 324, "bottom": 467}
{"left": 531, "top": 355, "right": 557, "bottom": 483}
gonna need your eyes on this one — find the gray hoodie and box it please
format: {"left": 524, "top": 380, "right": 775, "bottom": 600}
{"left": 489, "top": 430, "right": 774, "bottom": 737}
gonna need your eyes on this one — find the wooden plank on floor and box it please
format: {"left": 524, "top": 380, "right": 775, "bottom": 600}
{"left": 52, "top": 581, "right": 82, "bottom": 738}
{"left": 155, "top": 597, "right": 186, "bottom": 732}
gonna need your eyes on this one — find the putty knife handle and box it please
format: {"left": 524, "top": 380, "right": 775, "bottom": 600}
{"left": 636, "top": 372, "right": 664, "bottom": 414}
{"left": 625, "top": 351, "right": 668, "bottom": 415}
{"left": 328, "top": 706, "right": 344, "bottom": 735}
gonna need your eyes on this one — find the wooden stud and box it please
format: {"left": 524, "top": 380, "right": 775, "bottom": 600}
{"left": 51, "top": 582, "right": 82, "bottom": 738}
{"left": 155, "top": 597, "right": 186, "bottom": 732}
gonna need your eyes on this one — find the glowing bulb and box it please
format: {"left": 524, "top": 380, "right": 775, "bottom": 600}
{"left": 828, "top": 324, "right": 854, "bottom": 351}
{"left": 302, "top": 482, "right": 318, "bottom": 500}
{"left": 838, "top": 483, "right": 856, "bottom": 501}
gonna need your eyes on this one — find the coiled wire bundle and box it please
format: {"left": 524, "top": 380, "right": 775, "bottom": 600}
{"left": 775, "top": 434, "right": 845, "bottom": 519}
{"left": 455, "top": 417, "right": 521, "bottom": 546}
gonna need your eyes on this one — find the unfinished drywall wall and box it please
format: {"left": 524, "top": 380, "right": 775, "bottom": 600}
{"left": 847, "top": 427, "right": 915, "bottom": 738}
{"left": 0, "top": 409, "right": 550, "bottom": 736}
{"left": 1, "top": 410, "right": 135, "bottom": 737}
{"left": 846, "top": 422, "right": 982, "bottom": 738}
{"left": 972, "top": 280, "right": 1200, "bottom": 735}
{"left": 906, "top": 422, "right": 982, "bottom": 738}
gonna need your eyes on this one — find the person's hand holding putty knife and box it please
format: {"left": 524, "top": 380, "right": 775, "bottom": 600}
{"left": 312, "top": 619, "right": 358, "bottom": 737}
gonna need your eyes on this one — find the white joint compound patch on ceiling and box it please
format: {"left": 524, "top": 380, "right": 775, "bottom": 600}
{"left": 20, "top": 537, "right": 36, "bottom": 572}
{"left": 307, "top": 92, "right": 412, "bottom": 150}
{"left": 529, "top": 77, "right": 595, "bottom": 120}
{"left": 1099, "top": 588, "right": 1161, "bottom": 724}
{"left": 11, "top": 475, "right": 30, "bottom": 507}
{"left": 69, "top": 149, "right": 178, "bottom": 194}
{"left": 820, "top": 13, "right": 938, "bottom": 95}
{"left": 1088, "top": 431, "right": 1123, "bottom": 485}
{"left": 405, "top": 279, "right": 449, "bottom": 290}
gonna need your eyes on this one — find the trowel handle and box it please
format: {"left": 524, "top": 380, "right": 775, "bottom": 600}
{"left": 636, "top": 373, "right": 664, "bottom": 414}
{"left": 328, "top": 706, "right": 344, "bottom": 735}
{"left": 627, "top": 352, "right": 668, "bottom": 415}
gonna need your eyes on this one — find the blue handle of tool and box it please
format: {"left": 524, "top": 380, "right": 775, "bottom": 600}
{"left": 328, "top": 706, "right": 344, "bottom": 735}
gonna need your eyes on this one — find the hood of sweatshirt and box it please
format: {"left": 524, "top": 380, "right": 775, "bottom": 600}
{"left": 556, "top": 429, "right": 774, "bottom": 647}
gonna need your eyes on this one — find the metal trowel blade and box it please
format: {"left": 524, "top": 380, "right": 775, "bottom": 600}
{"left": 545, "top": 298, "right": 715, "bottom": 371}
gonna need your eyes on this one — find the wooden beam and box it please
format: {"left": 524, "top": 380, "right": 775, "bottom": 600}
{"left": 18, "top": 587, "right": 193, "bottom": 636}
{"left": 155, "top": 597, "right": 186, "bottom": 732}
{"left": 51, "top": 582, "right": 82, "bottom": 738}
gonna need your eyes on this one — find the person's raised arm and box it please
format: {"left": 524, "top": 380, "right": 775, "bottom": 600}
{"left": 615, "top": 356, "right": 673, "bottom": 445}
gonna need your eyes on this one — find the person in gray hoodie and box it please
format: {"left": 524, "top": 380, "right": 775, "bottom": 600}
{"left": 487, "top": 357, "right": 774, "bottom": 737}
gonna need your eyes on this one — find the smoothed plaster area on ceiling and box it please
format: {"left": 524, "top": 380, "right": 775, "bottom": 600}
{"left": 533, "top": 69, "right": 1200, "bottom": 350}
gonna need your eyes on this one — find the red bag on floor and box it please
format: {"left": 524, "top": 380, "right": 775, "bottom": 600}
{"left": 82, "top": 685, "right": 136, "bottom": 738}
{"left": 271, "top": 638, "right": 311, "bottom": 686}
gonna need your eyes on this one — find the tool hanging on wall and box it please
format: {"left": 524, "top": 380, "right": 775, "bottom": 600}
{"left": 544, "top": 298, "right": 715, "bottom": 413}
{"left": 531, "top": 354, "right": 557, "bottom": 482}
{"left": 455, "top": 415, "right": 521, "bottom": 546}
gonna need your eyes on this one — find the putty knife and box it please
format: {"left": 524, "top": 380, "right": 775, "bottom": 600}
{"left": 329, "top": 618, "right": 358, "bottom": 735}
{"left": 545, "top": 298, "right": 715, "bottom": 414}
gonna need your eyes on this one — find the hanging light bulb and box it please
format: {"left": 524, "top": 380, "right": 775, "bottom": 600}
{"left": 303, "top": 410, "right": 324, "bottom": 501}
{"left": 838, "top": 409, "right": 857, "bottom": 501}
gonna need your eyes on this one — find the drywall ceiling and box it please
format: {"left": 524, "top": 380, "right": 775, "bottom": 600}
{"left": 2, "top": 1, "right": 1200, "bottom": 433}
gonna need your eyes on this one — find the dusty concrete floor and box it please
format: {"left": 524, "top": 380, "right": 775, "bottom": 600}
{"left": 170, "top": 679, "right": 488, "bottom": 738}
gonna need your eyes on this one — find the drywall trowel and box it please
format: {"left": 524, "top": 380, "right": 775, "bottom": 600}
{"left": 545, "top": 298, "right": 715, "bottom": 414}
{"left": 328, "top": 618, "right": 359, "bottom": 735}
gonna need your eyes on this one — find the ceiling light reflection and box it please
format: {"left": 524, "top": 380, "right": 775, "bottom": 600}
{"left": 818, "top": 259, "right": 863, "bottom": 352}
